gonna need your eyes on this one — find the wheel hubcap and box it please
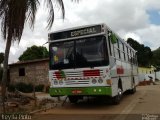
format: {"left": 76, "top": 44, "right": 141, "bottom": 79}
{"left": 118, "top": 88, "right": 122, "bottom": 95}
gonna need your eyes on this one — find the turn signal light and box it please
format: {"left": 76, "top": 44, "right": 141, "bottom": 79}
{"left": 106, "top": 79, "right": 112, "bottom": 85}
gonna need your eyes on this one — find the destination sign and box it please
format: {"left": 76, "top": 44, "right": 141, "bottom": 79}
{"left": 49, "top": 25, "right": 102, "bottom": 40}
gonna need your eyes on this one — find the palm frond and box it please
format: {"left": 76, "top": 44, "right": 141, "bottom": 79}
{"left": 44, "top": 0, "right": 55, "bottom": 29}
{"left": 26, "top": 0, "right": 40, "bottom": 29}
{"left": 0, "top": 0, "right": 40, "bottom": 42}
{"left": 44, "top": 0, "right": 65, "bottom": 29}
{"left": 55, "top": 0, "right": 65, "bottom": 19}
{"left": 0, "top": 0, "right": 80, "bottom": 42}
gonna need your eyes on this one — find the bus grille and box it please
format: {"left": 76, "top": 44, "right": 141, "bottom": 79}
{"left": 65, "top": 79, "right": 90, "bottom": 85}
{"left": 52, "top": 70, "right": 104, "bottom": 85}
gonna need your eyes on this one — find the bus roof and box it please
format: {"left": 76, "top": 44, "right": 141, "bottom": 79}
{"left": 48, "top": 23, "right": 136, "bottom": 52}
{"left": 48, "top": 23, "right": 105, "bottom": 35}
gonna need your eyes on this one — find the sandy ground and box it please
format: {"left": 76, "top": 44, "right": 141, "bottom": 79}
{"left": 31, "top": 83, "right": 160, "bottom": 120}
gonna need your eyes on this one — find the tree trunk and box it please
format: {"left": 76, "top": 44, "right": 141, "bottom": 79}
{"left": 1, "top": 36, "right": 12, "bottom": 113}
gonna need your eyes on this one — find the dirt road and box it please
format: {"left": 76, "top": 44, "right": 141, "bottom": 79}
{"left": 32, "top": 84, "right": 160, "bottom": 120}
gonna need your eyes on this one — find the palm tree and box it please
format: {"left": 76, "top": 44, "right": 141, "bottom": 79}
{"left": 0, "top": 53, "right": 4, "bottom": 64}
{"left": 0, "top": 0, "right": 65, "bottom": 113}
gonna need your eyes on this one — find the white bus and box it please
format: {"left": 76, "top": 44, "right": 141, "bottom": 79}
{"left": 48, "top": 23, "right": 138, "bottom": 104}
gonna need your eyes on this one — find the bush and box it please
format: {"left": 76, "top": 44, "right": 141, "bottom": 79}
{"left": 7, "top": 82, "right": 46, "bottom": 93}
{"left": 15, "top": 82, "right": 33, "bottom": 93}
{"left": 8, "top": 84, "right": 15, "bottom": 92}
{"left": 35, "top": 84, "right": 44, "bottom": 92}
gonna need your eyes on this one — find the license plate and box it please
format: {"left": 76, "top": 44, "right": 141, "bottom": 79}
{"left": 72, "top": 90, "right": 82, "bottom": 94}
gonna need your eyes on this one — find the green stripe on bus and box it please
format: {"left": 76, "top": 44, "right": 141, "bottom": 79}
{"left": 49, "top": 87, "right": 112, "bottom": 96}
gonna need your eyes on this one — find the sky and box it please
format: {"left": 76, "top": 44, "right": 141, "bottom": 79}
{"left": 1, "top": 0, "right": 160, "bottom": 63}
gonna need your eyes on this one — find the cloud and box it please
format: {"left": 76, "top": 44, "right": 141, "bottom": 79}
{"left": 124, "top": 32, "right": 142, "bottom": 44}
{"left": 136, "top": 25, "right": 160, "bottom": 50}
{"left": 63, "top": 0, "right": 149, "bottom": 31}
{"left": 1, "top": 0, "right": 160, "bottom": 63}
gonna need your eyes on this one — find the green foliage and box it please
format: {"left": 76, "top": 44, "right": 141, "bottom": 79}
{"left": 152, "top": 47, "right": 160, "bottom": 68}
{"left": 15, "top": 82, "right": 33, "bottom": 93}
{"left": 8, "top": 84, "right": 16, "bottom": 92}
{"left": 8, "top": 83, "right": 45, "bottom": 93}
{"left": 0, "top": 52, "right": 4, "bottom": 64}
{"left": 19, "top": 45, "right": 49, "bottom": 61}
{"left": 35, "top": 84, "right": 44, "bottom": 92}
{"left": 127, "top": 38, "right": 153, "bottom": 67}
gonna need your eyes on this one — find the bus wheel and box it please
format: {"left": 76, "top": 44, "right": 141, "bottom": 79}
{"left": 112, "top": 88, "right": 122, "bottom": 105}
{"left": 68, "top": 96, "right": 79, "bottom": 103}
{"left": 130, "top": 82, "right": 136, "bottom": 94}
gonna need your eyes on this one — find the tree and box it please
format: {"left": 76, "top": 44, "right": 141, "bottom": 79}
{"left": 152, "top": 47, "right": 160, "bottom": 68}
{"left": 127, "top": 38, "right": 153, "bottom": 67}
{"left": 0, "top": 68, "right": 2, "bottom": 84}
{"left": 0, "top": 0, "right": 65, "bottom": 113}
{"left": 0, "top": 52, "right": 4, "bottom": 64}
{"left": 0, "top": 52, "right": 4, "bottom": 84}
{"left": 19, "top": 45, "right": 49, "bottom": 61}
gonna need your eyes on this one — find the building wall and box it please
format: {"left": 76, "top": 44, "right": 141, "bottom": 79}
{"left": 155, "top": 71, "right": 160, "bottom": 80}
{"left": 138, "top": 67, "right": 155, "bottom": 74}
{"left": 9, "top": 61, "right": 50, "bottom": 86}
{"left": 138, "top": 67, "right": 155, "bottom": 81}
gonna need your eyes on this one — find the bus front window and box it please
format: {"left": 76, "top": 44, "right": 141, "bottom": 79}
{"left": 50, "top": 41, "right": 74, "bottom": 69}
{"left": 75, "top": 36, "right": 108, "bottom": 67}
{"left": 49, "top": 36, "right": 109, "bottom": 70}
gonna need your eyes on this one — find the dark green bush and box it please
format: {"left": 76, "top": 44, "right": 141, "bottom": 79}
{"left": 35, "top": 84, "right": 44, "bottom": 92}
{"left": 15, "top": 82, "right": 33, "bottom": 93}
{"left": 8, "top": 84, "right": 15, "bottom": 92}
{"left": 7, "top": 82, "right": 45, "bottom": 93}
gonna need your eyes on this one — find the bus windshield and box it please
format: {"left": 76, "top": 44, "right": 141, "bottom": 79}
{"left": 49, "top": 36, "right": 109, "bottom": 70}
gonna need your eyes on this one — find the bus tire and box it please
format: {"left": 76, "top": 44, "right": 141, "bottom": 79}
{"left": 130, "top": 82, "right": 136, "bottom": 94}
{"left": 112, "top": 87, "right": 122, "bottom": 105}
{"left": 68, "top": 96, "right": 79, "bottom": 103}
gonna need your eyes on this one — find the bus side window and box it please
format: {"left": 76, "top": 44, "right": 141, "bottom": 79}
{"left": 112, "top": 38, "right": 119, "bottom": 59}
{"left": 113, "top": 39, "right": 118, "bottom": 48}
{"left": 135, "top": 53, "right": 138, "bottom": 65}
{"left": 119, "top": 40, "right": 123, "bottom": 50}
{"left": 131, "top": 50, "right": 135, "bottom": 64}
{"left": 122, "top": 43, "right": 126, "bottom": 61}
{"left": 124, "top": 45, "right": 128, "bottom": 61}
{"left": 108, "top": 35, "right": 113, "bottom": 56}
{"left": 117, "top": 39, "right": 121, "bottom": 59}
{"left": 123, "top": 44, "right": 126, "bottom": 61}
{"left": 131, "top": 50, "right": 134, "bottom": 64}
{"left": 118, "top": 40, "right": 124, "bottom": 60}
{"left": 133, "top": 52, "right": 137, "bottom": 65}
{"left": 127, "top": 47, "right": 130, "bottom": 62}
{"left": 130, "top": 50, "right": 133, "bottom": 63}
{"left": 118, "top": 49, "right": 121, "bottom": 59}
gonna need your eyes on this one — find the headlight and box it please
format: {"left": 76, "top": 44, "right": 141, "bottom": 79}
{"left": 98, "top": 78, "right": 103, "bottom": 84}
{"left": 59, "top": 80, "right": 63, "bottom": 85}
{"left": 53, "top": 80, "right": 58, "bottom": 85}
{"left": 92, "top": 79, "right": 97, "bottom": 84}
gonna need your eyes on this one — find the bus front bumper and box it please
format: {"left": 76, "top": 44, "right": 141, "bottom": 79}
{"left": 49, "top": 86, "right": 112, "bottom": 96}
